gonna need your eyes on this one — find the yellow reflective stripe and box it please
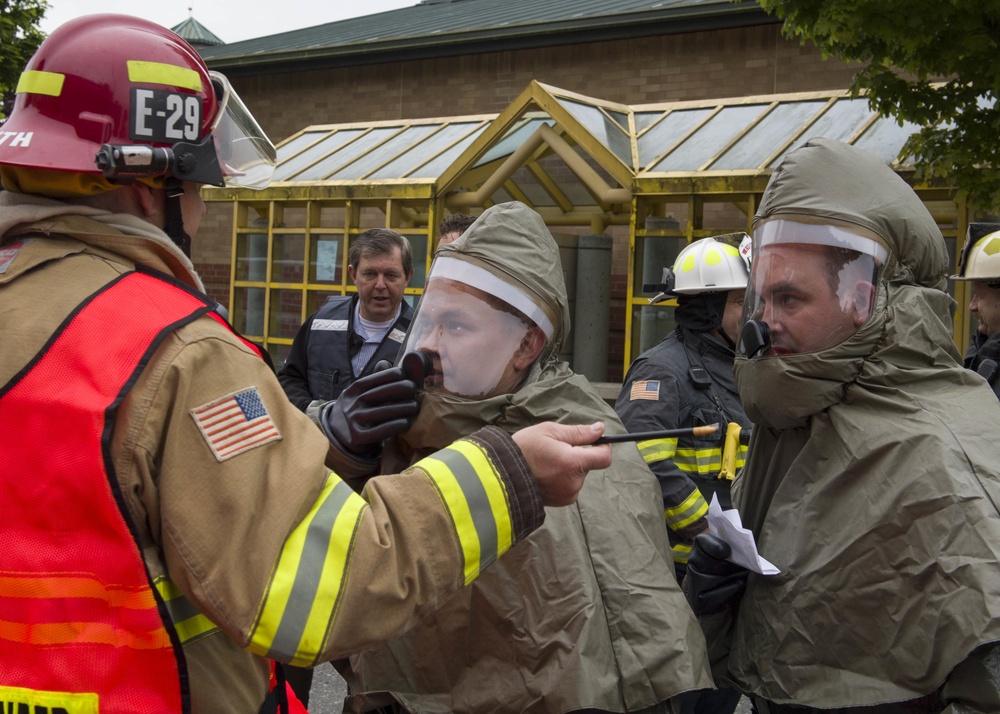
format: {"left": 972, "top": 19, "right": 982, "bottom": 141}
{"left": 417, "top": 438, "right": 513, "bottom": 586}
{"left": 736, "top": 443, "right": 749, "bottom": 469}
{"left": 127, "top": 60, "right": 202, "bottom": 91}
{"left": 153, "top": 576, "right": 219, "bottom": 645}
{"left": 251, "top": 474, "right": 367, "bottom": 665}
{"left": 448, "top": 439, "right": 514, "bottom": 558}
{"left": 0, "top": 685, "right": 98, "bottom": 714}
{"left": 665, "top": 487, "right": 709, "bottom": 530}
{"left": 671, "top": 542, "right": 692, "bottom": 564}
{"left": 638, "top": 437, "right": 676, "bottom": 464}
{"left": 16, "top": 70, "right": 64, "bottom": 96}
{"left": 673, "top": 446, "right": 724, "bottom": 476}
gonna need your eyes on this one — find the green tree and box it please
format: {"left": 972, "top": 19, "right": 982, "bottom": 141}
{"left": 757, "top": 0, "right": 1000, "bottom": 212}
{"left": 1, "top": 0, "right": 48, "bottom": 119}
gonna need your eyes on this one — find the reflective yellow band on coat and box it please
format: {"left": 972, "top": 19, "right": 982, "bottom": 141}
{"left": 127, "top": 60, "right": 203, "bottom": 91}
{"left": 16, "top": 70, "right": 65, "bottom": 96}
{"left": 154, "top": 575, "right": 219, "bottom": 645}
{"left": 665, "top": 487, "right": 709, "bottom": 530}
{"left": 250, "top": 473, "right": 367, "bottom": 666}
{"left": 638, "top": 437, "right": 677, "bottom": 464}
{"left": 671, "top": 542, "right": 692, "bottom": 564}
{"left": 417, "top": 438, "right": 513, "bottom": 586}
{"left": 673, "top": 446, "right": 724, "bottom": 476}
{"left": 737, "top": 443, "right": 748, "bottom": 468}
{"left": 0, "top": 685, "right": 98, "bottom": 714}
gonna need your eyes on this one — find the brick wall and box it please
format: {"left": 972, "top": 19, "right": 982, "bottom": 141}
{"left": 230, "top": 24, "right": 859, "bottom": 143}
{"left": 191, "top": 200, "right": 233, "bottom": 304}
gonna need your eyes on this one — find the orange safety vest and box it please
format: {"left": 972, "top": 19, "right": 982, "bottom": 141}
{"left": 0, "top": 268, "right": 265, "bottom": 714}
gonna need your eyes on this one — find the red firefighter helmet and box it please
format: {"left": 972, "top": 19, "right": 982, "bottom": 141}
{"left": 0, "top": 14, "right": 275, "bottom": 195}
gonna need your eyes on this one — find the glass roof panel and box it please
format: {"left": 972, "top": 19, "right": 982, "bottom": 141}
{"left": 711, "top": 101, "right": 827, "bottom": 170}
{"left": 637, "top": 107, "right": 714, "bottom": 168}
{"left": 768, "top": 98, "right": 874, "bottom": 167}
{"left": 509, "top": 166, "right": 558, "bottom": 207}
{"left": 555, "top": 97, "right": 633, "bottom": 166}
{"left": 476, "top": 117, "right": 554, "bottom": 167}
{"left": 852, "top": 116, "right": 919, "bottom": 164}
{"left": 607, "top": 109, "right": 630, "bottom": 132}
{"left": 275, "top": 128, "right": 367, "bottom": 181}
{"left": 405, "top": 124, "right": 490, "bottom": 178}
{"left": 276, "top": 130, "right": 327, "bottom": 161}
{"left": 273, "top": 129, "right": 361, "bottom": 181}
{"left": 329, "top": 124, "right": 438, "bottom": 180}
{"left": 369, "top": 122, "right": 486, "bottom": 179}
{"left": 298, "top": 127, "right": 400, "bottom": 180}
{"left": 651, "top": 104, "right": 770, "bottom": 171}
{"left": 635, "top": 111, "right": 664, "bottom": 132}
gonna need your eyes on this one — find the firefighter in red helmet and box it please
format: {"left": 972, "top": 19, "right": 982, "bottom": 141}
{"left": 0, "top": 15, "right": 611, "bottom": 714}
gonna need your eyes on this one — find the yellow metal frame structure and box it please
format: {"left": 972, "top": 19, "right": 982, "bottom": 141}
{"left": 205, "top": 81, "right": 973, "bottom": 375}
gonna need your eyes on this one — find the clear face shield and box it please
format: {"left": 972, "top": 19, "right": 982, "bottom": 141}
{"left": 400, "top": 257, "right": 554, "bottom": 399}
{"left": 208, "top": 71, "right": 276, "bottom": 189}
{"left": 738, "top": 219, "right": 887, "bottom": 358}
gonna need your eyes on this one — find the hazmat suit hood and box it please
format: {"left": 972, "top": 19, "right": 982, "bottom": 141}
{"left": 734, "top": 137, "right": 953, "bottom": 429}
{"left": 344, "top": 202, "right": 713, "bottom": 713}
{"left": 435, "top": 200, "right": 571, "bottom": 363}
{"left": 724, "top": 139, "right": 1000, "bottom": 708}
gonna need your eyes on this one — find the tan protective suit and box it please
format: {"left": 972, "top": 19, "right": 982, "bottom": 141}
{"left": 344, "top": 202, "right": 713, "bottom": 713}
{"left": 724, "top": 139, "right": 1000, "bottom": 711}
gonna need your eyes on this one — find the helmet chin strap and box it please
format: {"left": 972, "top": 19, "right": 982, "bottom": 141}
{"left": 163, "top": 177, "right": 193, "bottom": 257}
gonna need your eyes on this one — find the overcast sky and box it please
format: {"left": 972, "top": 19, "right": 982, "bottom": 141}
{"left": 39, "top": 0, "right": 418, "bottom": 44}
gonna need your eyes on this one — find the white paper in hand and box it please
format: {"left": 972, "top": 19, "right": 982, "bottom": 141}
{"left": 705, "top": 494, "right": 780, "bottom": 575}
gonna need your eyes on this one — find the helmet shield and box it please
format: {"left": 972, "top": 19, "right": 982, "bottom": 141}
{"left": 209, "top": 72, "right": 276, "bottom": 189}
{"left": 401, "top": 256, "right": 551, "bottom": 399}
{"left": 739, "top": 219, "right": 885, "bottom": 357}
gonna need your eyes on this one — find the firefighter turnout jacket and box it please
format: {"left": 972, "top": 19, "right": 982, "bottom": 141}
{"left": 0, "top": 192, "right": 546, "bottom": 714}
{"left": 615, "top": 326, "right": 751, "bottom": 570}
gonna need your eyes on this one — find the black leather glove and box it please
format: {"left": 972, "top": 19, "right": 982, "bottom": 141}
{"left": 320, "top": 366, "right": 420, "bottom": 462}
{"left": 683, "top": 533, "right": 749, "bottom": 616}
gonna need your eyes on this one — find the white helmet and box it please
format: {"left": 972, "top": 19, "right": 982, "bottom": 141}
{"left": 670, "top": 233, "right": 751, "bottom": 295}
{"left": 953, "top": 224, "right": 1000, "bottom": 283}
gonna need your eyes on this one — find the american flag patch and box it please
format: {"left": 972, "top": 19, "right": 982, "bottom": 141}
{"left": 191, "top": 387, "right": 281, "bottom": 461}
{"left": 630, "top": 380, "right": 660, "bottom": 401}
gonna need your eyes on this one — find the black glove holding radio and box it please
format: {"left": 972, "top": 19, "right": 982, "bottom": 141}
{"left": 683, "top": 533, "right": 750, "bottom": 616}
{"left": 320, "top": 351, "right": 430, "bottom": 468}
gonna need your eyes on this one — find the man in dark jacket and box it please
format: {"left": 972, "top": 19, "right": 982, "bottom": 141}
{"left": 278, "top": 228, "right": 414, "bottom": 422}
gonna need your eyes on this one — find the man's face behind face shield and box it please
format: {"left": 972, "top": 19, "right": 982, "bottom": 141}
{"left": 403, "top": 278, "right": 545, "bottom": 399}
{"left": 739, "top": 220, "right": 885, "bottom": 357}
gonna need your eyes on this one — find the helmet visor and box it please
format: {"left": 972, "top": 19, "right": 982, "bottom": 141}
{"left": 209, "top": 72, "right": 276, "bottom": 189}
{"left": 739, "top": 219, "right": 885, "bottom": 356}
{"left": 401, "top": 257, "right": 550, "bottom": 398}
